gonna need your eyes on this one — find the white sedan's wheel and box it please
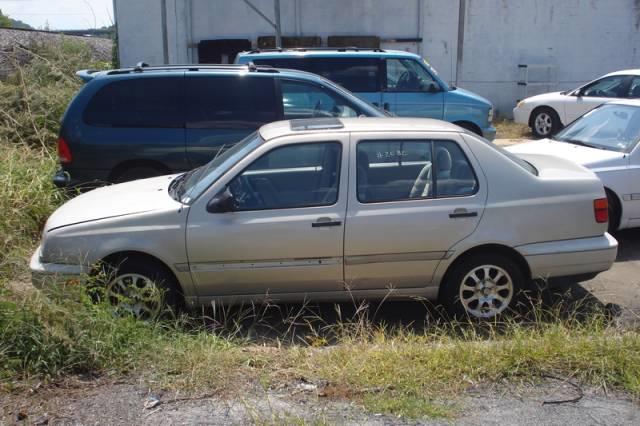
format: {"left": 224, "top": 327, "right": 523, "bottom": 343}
{"left": 459, "top": 265, "right": 514, "bottom": 318}
{"left": 531, "top": 108, "right": 560, "bottom": 138}
{"left": 534, "top": 113, "right": 553, "bottom": 136}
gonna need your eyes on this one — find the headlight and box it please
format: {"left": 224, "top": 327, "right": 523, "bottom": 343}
{"left": 516, "top": 100, "right": 526, "bottom": 108}
{"left": 487, "top": 108, "right": 494, "bottom": 123}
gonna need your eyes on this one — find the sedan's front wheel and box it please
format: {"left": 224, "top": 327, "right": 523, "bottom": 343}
{"left": 442, "top": 254, "right": 526, "bottom": 319}
{"left": 531, "top": 107, "right": 561, "bottom": 138}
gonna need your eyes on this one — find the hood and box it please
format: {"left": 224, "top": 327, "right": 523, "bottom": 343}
{"left": 507, "top": 139, "right": 626, "bottom": 169}
{"left": 45, "top": 174, "right": 183, "bottom": 232}
{"left": 446, "top": 87, "right": 492, "bottom": 107}
{"left": 521, "top": 91, "right": 567, "bottom": 104}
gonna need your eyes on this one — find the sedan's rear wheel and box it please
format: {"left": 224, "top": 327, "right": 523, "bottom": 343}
{"left": 443, "top": 254, "right": 525, "bottom": 319}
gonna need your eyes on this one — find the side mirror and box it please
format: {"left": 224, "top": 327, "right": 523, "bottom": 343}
{"left": 425, "top": 82, "right": 440, "bottom": 93}
{"left": 206, "top": 187, "right": 235, "bottom": 213}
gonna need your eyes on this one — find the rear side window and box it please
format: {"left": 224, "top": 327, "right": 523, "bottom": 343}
{"left": 280, "top": 79, "right": 360, "bottom": 119}
{"left": 84, "top": 77, "right": 184, "bottom": 128}
{"left": 186, "top": 76, "right": 279, "bottom": 129}
{"left": 252, "top": 57, "right": 381, "bottom": 92}
{"left": 307, "top": 58, "right": 380, "bottom": 92}
{"left": 356, "top": 140, "right": 478, "bottom": 203}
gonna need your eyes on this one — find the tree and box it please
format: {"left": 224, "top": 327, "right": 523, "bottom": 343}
{"left": 0, "top": 9, "right": 12, "bottom": 28}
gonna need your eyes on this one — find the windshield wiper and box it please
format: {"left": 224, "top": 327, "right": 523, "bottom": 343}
{"left": 561, "top": 139, "right": 598, "bottom": 149}
{"left": 169, "top": 168, "right": 199, "bottom": 201}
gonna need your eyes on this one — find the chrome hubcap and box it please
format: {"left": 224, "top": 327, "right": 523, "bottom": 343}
{"left": 107, "top": 273, "right": 163, "bottom": 319}
{"left": 459, "top": 265, "right": 514, "bottom": 318}
{"left": 534, "top": 113, "right": 552, "bottom": 135}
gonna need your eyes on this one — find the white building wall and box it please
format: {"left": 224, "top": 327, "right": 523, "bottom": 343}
{"left": 115, "top": 0, "right": 640, "bottom": 117}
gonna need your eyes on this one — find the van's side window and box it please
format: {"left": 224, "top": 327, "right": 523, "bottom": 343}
{"left": 84, "top": 78, "right": 184, "bottom": 128}
{"left": 186, "top": 76, "right": 279, "bottom": 129}
{"left": 356, "top": 140, "right": 477, "bottom": 203}
{"left": 280, "top": 80, "right": 360, "bottom": 120}
{"left": 307, "top": 58, "right": 381, "bottom": 92}
{"left": 386, "top": 59, "right": 439, "bottom": 92}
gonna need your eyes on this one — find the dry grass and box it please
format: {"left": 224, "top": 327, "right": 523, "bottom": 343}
{"left": 494, "top": 118, "right": 530, "bottom": 140}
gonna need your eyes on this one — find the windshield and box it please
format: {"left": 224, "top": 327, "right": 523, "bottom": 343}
{"left": 553, "top": 104, "right": 640, "bottom": 153}
{"left": 174, "top": 132, "right": 262, "bottom": 204}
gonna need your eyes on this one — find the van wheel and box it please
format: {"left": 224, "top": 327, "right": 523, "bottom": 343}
{"left": 102, "top": 257, "right": 180, "bottom": 319}
{"left": 531, "top": 107, "right": 561, "bottom": 138}
{"left": 442, "top": 254, "right": 525, "bottom": 319}
{"left": 113, "top": 166, "right": 164, "bottom": 184}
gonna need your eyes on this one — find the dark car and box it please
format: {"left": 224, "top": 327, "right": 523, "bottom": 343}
{"left": 55, "top": 63, "right": 384, "bottom": 188}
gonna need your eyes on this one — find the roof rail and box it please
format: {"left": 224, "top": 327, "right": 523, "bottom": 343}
{"left": 104, "top": 63, "right": 280, "bottom": 76}
{"left": 246, "top": 46, "right": 386, "bottom": 54}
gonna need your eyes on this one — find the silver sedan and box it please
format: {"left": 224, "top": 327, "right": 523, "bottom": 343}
{"left": 31, "top": 118, "right": 617, "bottom": 319}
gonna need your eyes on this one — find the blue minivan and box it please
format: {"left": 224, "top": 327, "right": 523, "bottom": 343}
{"left": 236, "top": 48, "right": 496, "bottom": 140}
{"left": 54, "top": 63, "right": 384, "bottom": 188}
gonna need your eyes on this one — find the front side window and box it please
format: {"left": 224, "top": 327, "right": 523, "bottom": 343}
{"left": 84, "top": 77, "right": 184, "bottom": 128}
{"left": 581, "top": 75, "right": 630, "bottom": 98}
{"left": 280, "top": 79, "right": 360, "bottom": 120}
{"left": 356, "top": 140, "right": 477, "bottom": 203}
{"left": 230, "top": 142, "right": 342, "bottom": 210}
{"left": 553, "top": 104, "right": 640, "bottom": 152}
{"left": 386, "top": 59, "right": 439, "bottom": 92}
{"left": 186, "top": 76, "right": 279, "bottom": 129}
{"left": 628, "top": 76, "right": 640, "bottom": 98}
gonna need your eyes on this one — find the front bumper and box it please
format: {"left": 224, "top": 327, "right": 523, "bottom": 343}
{"left": 518, "top": 233, "right": 618, "bottom": 283}
{"left": 481, "top": 125, "right": 497, "bottom": 141}
{"left": 512, "top": 106, "right": 532, "bottom": 125}
{"left": 30, "top": 245, "right": 89, "bottom": 288}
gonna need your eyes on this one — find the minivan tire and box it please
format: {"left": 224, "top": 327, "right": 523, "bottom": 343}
{"left": 442, "top": 253, "right": 526, "bottom": 320}
{"left": 530, "top": 107, "right": 561, "bottom": 138}
{"left": 101, "top": 257, "right": 181, "bottom": 319}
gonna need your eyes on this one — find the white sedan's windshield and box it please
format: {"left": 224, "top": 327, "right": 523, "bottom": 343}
{"left": 179, "top": 132, "right": 262, "bottom": 203}
{"left": 554, "top": 104, "right": 640, "bottom": 153}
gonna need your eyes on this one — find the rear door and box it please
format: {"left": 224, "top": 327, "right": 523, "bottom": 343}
{"left": 382, "top": 58, "right": 444, "bottom": 118}
{"left": 344, "top": 132, "right": 486, "bottom": 290}
{"left": 184, "top": 74, "right": 280, "bottom": 168}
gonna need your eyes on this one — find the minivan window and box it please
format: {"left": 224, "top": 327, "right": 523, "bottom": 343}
{"left": 307, "top": 58, "right": 380, "bottom": 92}
{"left": 186, "top": 76, "right": 279, "bottom": 129}
{"left": 386, "top": 59, "right": 439, "bottom": 92}
{"left": 281, "top": 79, "right": 360, "bottom": 119}
{"left": 84, "top": 77, "right": 184, "bottom": 128}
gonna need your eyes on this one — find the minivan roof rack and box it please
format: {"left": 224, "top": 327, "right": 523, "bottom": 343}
{"left": 246, "top": 47, "right": 386, "bottom": 54}
{"left": 105, "top": 63, "right": 280, "bottom": 76}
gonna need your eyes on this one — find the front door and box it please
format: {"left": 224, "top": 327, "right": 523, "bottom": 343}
{"left": 344, "top": 133, "right": 486, "bottom": 290}
{"left": 382, "top": 58, "right": 444, "bottom": 118}
{"left": 186, "top": 136, "right": 349, "bottom": 296}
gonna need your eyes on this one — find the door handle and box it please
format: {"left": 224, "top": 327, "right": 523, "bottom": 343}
{"left": 312, "top": 217, "right": 342, "bottom": 227}
{"left": 449, "top": 208, "right": 478, "bottom": 219}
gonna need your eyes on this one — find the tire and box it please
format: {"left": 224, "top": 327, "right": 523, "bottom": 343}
{"left": 531, "top": 107, "right": 561, "bottom": 138}
{"left": 455, "top": 121, "right": 483, "bottom": 136}
{"left": 113, "top": 166, "right": 164, "bottom": 184}
{"left": 606, "top": 191, "right": 621, "bottom": 234}
{"left": 441, "top": 253, "right": 526, "bottom": 320}
{"left": 101, "top": 257, "right": 181, "bottom": 319}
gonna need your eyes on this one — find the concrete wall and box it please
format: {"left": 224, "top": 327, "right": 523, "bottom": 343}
{"left": 115, "top": 0, "right": 640, "bottom": 117}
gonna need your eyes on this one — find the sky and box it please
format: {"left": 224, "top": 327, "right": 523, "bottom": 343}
{"left": 0, "top": 0, "right": 114, "bottom": 30}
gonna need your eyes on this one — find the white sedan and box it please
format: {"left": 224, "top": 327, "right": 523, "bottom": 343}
{"left": 513, "top": 69, "right": 640, "bottom": 138}
{"left": 509, "top": 100, "right": 640, "bottom": 232}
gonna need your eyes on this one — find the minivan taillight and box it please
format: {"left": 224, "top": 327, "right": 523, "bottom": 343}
{"left": 594, "top": 198, "right": 608, "bottom": 223}
{"left": 57, "top": 137, "right": 72, "bottom": 165}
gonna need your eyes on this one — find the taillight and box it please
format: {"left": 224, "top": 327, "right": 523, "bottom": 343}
{"left": 57, "top": 137, "right": 72, "bottom": 165}
{"left": 594, "top": 198, "right": 608, "bottom": 223}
